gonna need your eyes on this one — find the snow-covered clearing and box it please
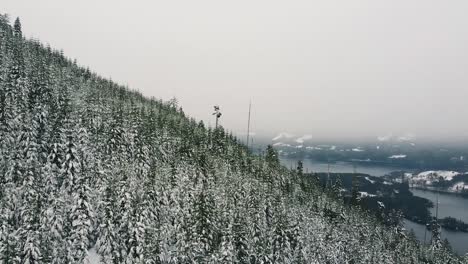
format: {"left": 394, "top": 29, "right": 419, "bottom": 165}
{"left": 364, "top": 177, "right": 375, "bottom": 184}
{"left": 389, "top": 154, "right": 406, "bottom": 159}
{"left": 86, "top": 247, "right": 101, "bottom": 264}
{"left": 415, "top": 171, "right": 459, "bottom": 181}
{"left": 359, "top": 191, "right": 377, "bottom": 198}
{"left": 450, "top": 182, "right": 468, "bottom": 192}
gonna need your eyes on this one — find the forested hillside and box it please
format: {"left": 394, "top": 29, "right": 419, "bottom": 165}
{"left": 0, "top": 15, "right": 466, "bottom": 263}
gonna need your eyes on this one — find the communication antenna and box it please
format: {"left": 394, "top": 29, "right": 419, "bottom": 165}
{"left": 212, "top": 106, "right": 222, "bottom": 129}
{"left": 427, "top": 172, "right": 441, "bottom": 246}
{"left": 351, "top": 163, "right": 359, "bottom": 204}
{"left": 432, "top": 172, "right": 440, "bottom": 229}
{"left": 431, "top": 185, "right": 441, "bottom": 245}
{"left": 424, "top": 226, "right": 428, "bottom": 245}
{"left": 326, "top": 150, "right": 332, "bottom": 188}
{"left": 246, "top": 101, "right": 252, "bottom": 148}
{"left": 435, "top": 189, "right": 439, "bottom": 219}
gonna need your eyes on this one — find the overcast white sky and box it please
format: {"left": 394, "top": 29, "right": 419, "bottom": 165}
{"left": 4, "top": 0, "right": 468, "bottom": 141}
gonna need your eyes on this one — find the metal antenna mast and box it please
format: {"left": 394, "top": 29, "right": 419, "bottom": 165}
{"left": 246, "top": 101, "right": 252, "bottom": 148}
{"left": 326, "top": 152, "right": 331, "bottom": 188}
{"left": 436, "top": 190, "right": 439, "bottom": 219}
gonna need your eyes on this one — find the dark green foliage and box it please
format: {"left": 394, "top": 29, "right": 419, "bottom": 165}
{"left": 0, "top": 16, "right": 465, "bottom": 263}
{"left": 265, "top": 145, "right": 280, "bottom": 167}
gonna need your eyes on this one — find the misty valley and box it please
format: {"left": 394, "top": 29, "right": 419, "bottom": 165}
{"left": 275, "top": 139, "right": 468, "bottom": 255}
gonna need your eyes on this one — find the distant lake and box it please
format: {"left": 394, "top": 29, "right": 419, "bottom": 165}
{"left": 404, "top": 189, "right": 468, "bottom": 255}
{"left": 411, "top": 189, "right": 468, "bottom": 222}
{"left": 403, "top": 220, "right": 468, "bottom": 255}
{"left": 280, "top": 158, "right": 409, "bottom": 177}
{"left": 280, "top": 158, "right": 468, "bottom": 255}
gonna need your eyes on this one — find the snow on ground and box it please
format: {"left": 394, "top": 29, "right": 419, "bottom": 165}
{"left": 351, "top": 158, "right": 371, "bottom": 162}
{"left": 378, "top": 134, "right": 392, "bottom": 141}
{"left": 364, "top": 177, "right": 375, "bottom": 184}
{"left": 416, "top": 171, "right": 459, "bottom": 181}
{"left": 359, "top": 191, "right": 377, "bottom": 198}
{"left": 408, "top": 171, "right": 460, "bottom": 186}
{"left": 450, "top": 182, "right": 468, "bottom": 192}
{"left": 388, "top": 154, "right": 406, "bottom": 159}
{"left": 86, "top": 247, "right": 101, "bottom": 264}
{"left": 272, "top": 132, "right": 295, "bottom": 141}
{"left": 306, "top": 146, "right": 322, "bottom": 150}
{"left": 352, "top": 148, "right": 364, "bottom": 152}
{"left": 383, "top": 181, "right": 392, "bottom": 185}
{"left": 296, "top": 134, "right": 313, "bottom": 143}
{"left": 397, "top": 134, "right": 415, "bottom": 142}
{"left": 273, "top": 142, "right": 291, "bottom": 147}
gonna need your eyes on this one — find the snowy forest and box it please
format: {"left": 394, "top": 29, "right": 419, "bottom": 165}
{"left": 0, "top": 15, "right": 467, "bottom": 263}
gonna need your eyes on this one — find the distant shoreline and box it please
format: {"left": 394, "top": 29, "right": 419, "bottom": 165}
{"left": 410, "top": 186, "right": 468, "bottom": 199}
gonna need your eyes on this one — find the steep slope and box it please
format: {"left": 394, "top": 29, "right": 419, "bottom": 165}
{"left": 0, "top": 16, "right": 466, "bottom": 263}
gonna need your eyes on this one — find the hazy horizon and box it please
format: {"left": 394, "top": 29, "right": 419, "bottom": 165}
{"left": 4, "top": 0, "right": 468, "bottom": 142}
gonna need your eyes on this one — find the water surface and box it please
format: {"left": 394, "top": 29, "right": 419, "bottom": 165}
{"left": 404, "top": 219, "right": 468, "bottom": 255}
{"left": 280, "top": 158, "right": 468, "bottom": 255}
{"left": 411, "top": 189, "right": 468, "bottom": 222}
{"left": 280, "top": 158, "right": 408, "bottom": 177}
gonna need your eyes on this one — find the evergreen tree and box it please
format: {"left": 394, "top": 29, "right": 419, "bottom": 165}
{"left": 265, "top": 145, "right": 279, "bottom": 167}
{"left": 0, "top": 16, "right": 463, "bottom": 264}
{"left": 13, "top": 17, "right": 21, "bottom": 39}
{"left": 66, "top": 127, "right": 94, "bottom": 263}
